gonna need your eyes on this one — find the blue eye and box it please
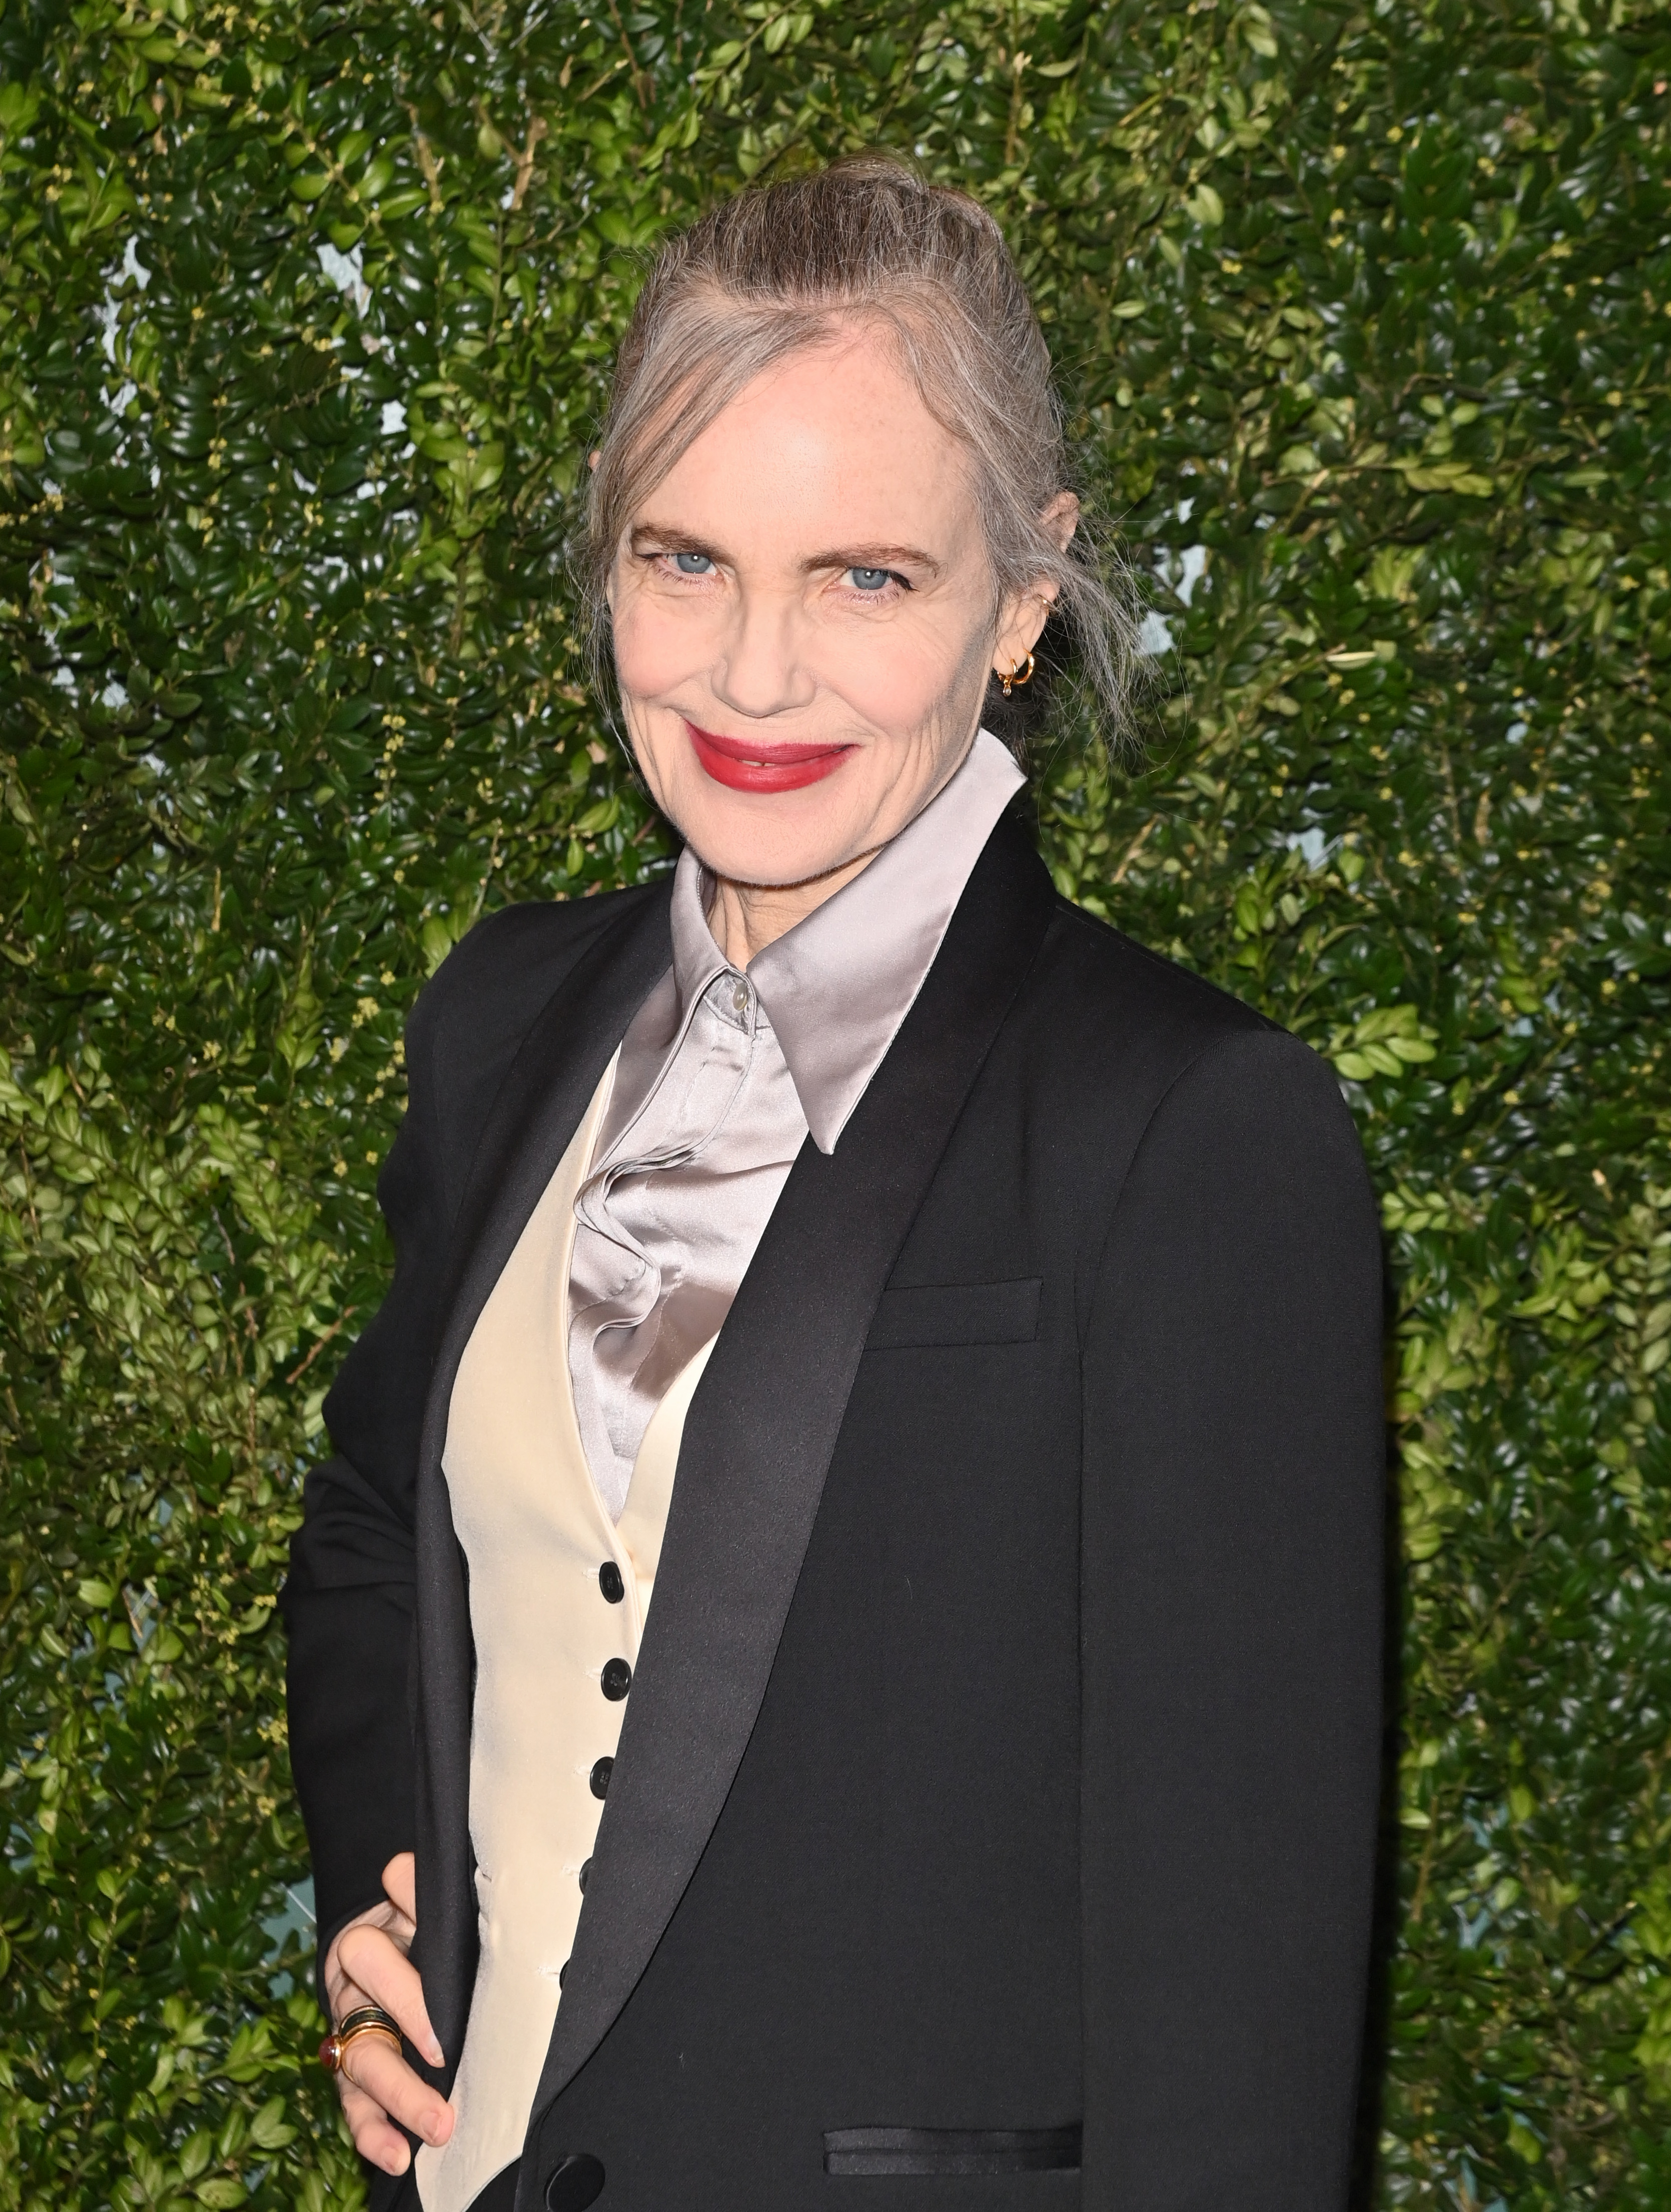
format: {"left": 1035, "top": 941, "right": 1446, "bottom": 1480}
{"left": 848, "top": 566, "right": 892, "bottom": 592}
{"left": 673, "top": 550, "right": 713, "bottom": 574}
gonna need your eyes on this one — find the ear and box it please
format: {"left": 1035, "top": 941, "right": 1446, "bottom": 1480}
{"left": 990, "top": 588, "right": 1054, "bottom": 691}
{"left": 990, "top": 493, "right": 1080, "bottom": 681}
{"left": 1041, "top": 489, "right": 1079, "bottom": 552}
{"left": 589, "top": 449, "right": 601, "bottom": 472}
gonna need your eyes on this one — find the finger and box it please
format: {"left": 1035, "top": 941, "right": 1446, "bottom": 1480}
{"left": 324, "top": 1948, "right": 375, "bottom": 2023}
{"left": 325, "top": 1889, "right": 414, "bottom": 2013}
{"left": 340, "top": 2079, "right": 416, "bottom": 2178}
{"left": 325, "top": 1918, "right": 390, "bottom": 2016}
{"left": 383, "top": 1851, "right": 417, "bottom": 1922}
{"left": 341, "top": 2037, "right": 455, "bottom": 2150}
{"left": 341, "top": 2075, "right": 449, "bottom": 2178}
{"left": 336, "top": 1924, "right": 445, "bottom": 2066}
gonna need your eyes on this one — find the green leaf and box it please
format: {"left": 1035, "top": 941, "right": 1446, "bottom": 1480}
{"left": 1506, "top": 2119, "right": 1544, "bottom": 2164}
{"left": 421, "top": 915, "right": 460, "bottom": 973}
{"left": 248, "top": 2098, "right": 297, "bottom": 2151}
{"left": 1398, "top": 458, "right": 1495, "bottom": 496}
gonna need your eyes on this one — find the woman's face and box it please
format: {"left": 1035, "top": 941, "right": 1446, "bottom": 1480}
{"left": 608, "top": 328, "right": 1066, "bottom": 889}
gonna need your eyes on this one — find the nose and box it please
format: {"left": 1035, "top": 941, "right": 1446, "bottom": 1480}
{"left": 710, "top": 593, "right": 815, "bottom": 719}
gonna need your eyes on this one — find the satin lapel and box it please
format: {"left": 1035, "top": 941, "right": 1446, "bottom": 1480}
{"left": 412, "top": 885, "right": 674, "bottom": 2066}
{"left": 529, "top": 816, "right": 1057, "bottom": 2119}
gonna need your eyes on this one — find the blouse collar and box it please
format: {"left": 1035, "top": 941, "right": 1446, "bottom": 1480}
{"left": 666, "top": 728, "right": 1025, "bottom": 1154}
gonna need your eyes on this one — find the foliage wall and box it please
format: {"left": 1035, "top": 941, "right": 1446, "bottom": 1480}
{"left": 2, "top": 0, "right": 1669, "bottom": 2203}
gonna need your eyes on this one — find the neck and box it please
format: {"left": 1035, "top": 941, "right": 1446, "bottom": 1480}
{"left": 697, "top": 723, "right": 984, "bottom": 967}
{"left": 705, "top": 847, "right": 880, "bottom": 968}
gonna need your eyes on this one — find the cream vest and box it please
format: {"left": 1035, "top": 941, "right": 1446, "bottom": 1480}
{"left": 417, "top": 1062, "right": 715, "bottom": 2212}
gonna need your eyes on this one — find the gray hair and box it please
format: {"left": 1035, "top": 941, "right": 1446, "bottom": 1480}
{"left": 583, "top": 152, "right": 1140, "bottom": 752}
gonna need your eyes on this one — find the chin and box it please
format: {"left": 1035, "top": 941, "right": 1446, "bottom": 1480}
{"left": 650, "top": 744, "right": 877, "bottom": 887}
{"left": 677, "top": 801, "right": 857, "bottom": 890}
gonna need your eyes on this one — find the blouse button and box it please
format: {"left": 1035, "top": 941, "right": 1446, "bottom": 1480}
{"left": 732, "top": 980, "right": 749, "bottom": 1013}
{"left": 597, "top": 1561, "right": 624, "bottom": 1605}
{"left": 600, "top": 1657, "right": 632, "bottom": 1700}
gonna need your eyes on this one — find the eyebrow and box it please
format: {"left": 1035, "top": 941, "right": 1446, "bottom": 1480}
{"left": 800, "top": 544, "right": 942, "bottom": 579}
{"left": 630, "top": 522, "right": 942, "bottom": 579}
{"left": 630, "top": 523, "right": 717, "bottom": 558}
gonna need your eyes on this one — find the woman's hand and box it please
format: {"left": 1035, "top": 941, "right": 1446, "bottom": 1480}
{"left": 323, "top": 1852, "right": 455, "bottom": 2176}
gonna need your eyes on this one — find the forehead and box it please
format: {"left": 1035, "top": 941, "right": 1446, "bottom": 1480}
{"left": 638, "top": 331, "right": 978, "bottom": 559}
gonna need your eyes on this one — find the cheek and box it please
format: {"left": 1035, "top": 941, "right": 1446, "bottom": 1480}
{"left": 824, "top": 615, "right": 983, "bottom": 737}
{"left": 611, "top": 594, "right": 710, "bottom": 703}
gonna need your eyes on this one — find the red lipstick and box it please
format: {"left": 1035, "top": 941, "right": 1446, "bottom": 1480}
{"left": 686, "top": 720, "right": 855, "bottom": 793}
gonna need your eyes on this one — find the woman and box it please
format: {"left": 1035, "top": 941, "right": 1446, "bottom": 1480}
{"left": 284, "top": 156, "right": 1384, "bottom": 2212}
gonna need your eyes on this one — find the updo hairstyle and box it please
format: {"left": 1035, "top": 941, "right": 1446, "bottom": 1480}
{"left": 584, "top": 152, "right": 1139, "bottom": 749}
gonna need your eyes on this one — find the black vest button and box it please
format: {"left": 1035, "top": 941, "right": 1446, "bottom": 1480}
{"left": 557, "top": 1959, "right": 568, "bottom": 1987}
{"left": 577, "top": 1856, "right": 591, "bottom": 1892}
{"left": 589, "top": 1755, "right": 613, "bottom": 1800}
{"left": 545, "top": 2153, "right": 605, "bottom": 2211}
{"left": 597, "top": 1561, "right": 624, "bottom": 1604}
{"left": 600, "top": 1657, "right": 631, "bottom": 1700}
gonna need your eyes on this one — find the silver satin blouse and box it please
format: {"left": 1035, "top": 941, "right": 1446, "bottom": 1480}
{"left": 566, "top": 728, "right": 1025, "bottom": 1515}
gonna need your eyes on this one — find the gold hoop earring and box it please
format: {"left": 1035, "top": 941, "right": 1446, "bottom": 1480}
{"left": 1000, "top": 652, "right": 1036, "bottom": 698}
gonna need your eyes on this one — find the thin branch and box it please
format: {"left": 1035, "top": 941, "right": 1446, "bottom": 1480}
{"left": 285, "top": 1307, "right": 358, "bottom": 1388}
{"left": 1110, "top": 816, "right": 1156, "bottom": 883}
{"left": 509, "top": 113, "right": 549, "bottom": 212}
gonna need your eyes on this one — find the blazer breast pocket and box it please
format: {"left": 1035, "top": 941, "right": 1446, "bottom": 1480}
{"left": 865, "top": 1277, "right": 1043, "bottom": 1353}
{"left": 824, "top": 2125, "right": 1081, "bottom": 2176}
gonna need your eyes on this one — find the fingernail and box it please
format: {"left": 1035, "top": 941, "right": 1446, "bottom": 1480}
{"left": 427, "top": 2040, "right": 444, "bottom": 2065}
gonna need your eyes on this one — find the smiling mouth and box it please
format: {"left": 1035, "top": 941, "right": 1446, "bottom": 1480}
{"left": 685, "top": 720, "right": 856, "bottom": 793}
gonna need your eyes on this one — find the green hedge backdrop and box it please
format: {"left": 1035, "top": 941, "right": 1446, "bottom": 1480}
{"left": 3, "top": 0, "right": 1670, "bottom": 2203}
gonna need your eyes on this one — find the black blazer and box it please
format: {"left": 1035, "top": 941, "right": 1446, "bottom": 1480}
{"left": 284, "top": 813, "right": 1385, "bottom": 2212}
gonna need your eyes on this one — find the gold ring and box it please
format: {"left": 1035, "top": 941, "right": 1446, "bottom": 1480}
{"left": 339, "top": 2024, "right": 402, "bottom": 2090}
{"left": 320, "top": 2004, "right": 403, "bottom": 2084}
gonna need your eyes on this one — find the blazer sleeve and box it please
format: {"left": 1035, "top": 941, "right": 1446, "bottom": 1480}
{"left": 282, "top": 982, "right": 455, "bottom": 1970}
{"left": 1079, "top": 1026, "right": 1385, "bottom": 2211}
